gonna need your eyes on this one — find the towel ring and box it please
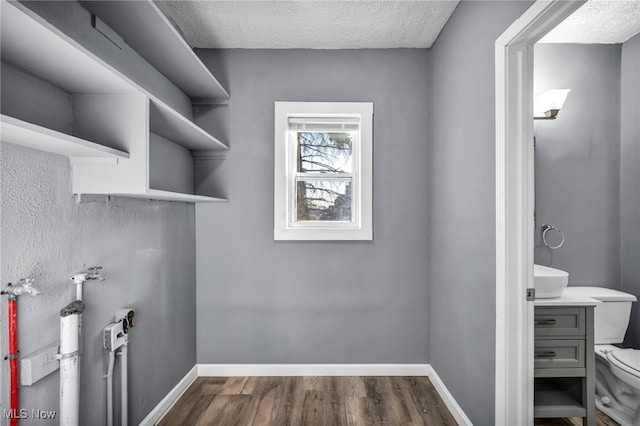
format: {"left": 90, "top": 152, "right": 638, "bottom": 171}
{"left": 542, "top": 224, "right": 565, "bottom": 249}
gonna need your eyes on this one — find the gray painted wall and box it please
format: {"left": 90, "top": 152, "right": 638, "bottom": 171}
{"left": 0, "top": 61, "right": 72, "bottom": 135}
{"left": 533, "top": 44, "right": 622, "bottom": 287}
{"left": 0, "top": 143, "right": 197, "bottom": 425}
{"left": 621, "top": 33, "right": 640, "bottom": 349}
{"left": 428, "top": 2, "right": 533, "bottom": 425}
{"left": 194, "top": 49, "right": 431, "bottom": 364}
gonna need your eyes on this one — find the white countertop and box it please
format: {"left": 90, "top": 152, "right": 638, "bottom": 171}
{"left": 534, "top": 287, "right": 601, "bottom": 306}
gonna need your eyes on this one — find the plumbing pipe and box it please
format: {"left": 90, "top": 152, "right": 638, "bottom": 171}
{"left": 105, "top": 351, "right": 115, "bottom": 426}
{"left": 59, "top": 300, "right": 85, "bottom": 426}
{"left": 117, "top": 341, "right": 129, "bottom": 426}
{"left": 105, "top": 309, "right": 134, "bottom": 426}
{"left": 70, "top": 267, "right": 101, "bottom": 354}
{"left": 59, "top": 265, "right": 103, "bottom": 426}
{"left": 7, "top": 295, "right": 18, "bottom": 426}
{"left": 1, "top": 279, "right": 41, "bottom": 426}
{"left": 70, "top": 266, "right": 103, "bottom": 301}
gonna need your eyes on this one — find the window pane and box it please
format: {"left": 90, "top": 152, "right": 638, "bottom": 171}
{"left": 297, "top": 132, "right": 353, "bottom": 173}
{"left": 296, "top": 180, "right": 352, "bottom": 221}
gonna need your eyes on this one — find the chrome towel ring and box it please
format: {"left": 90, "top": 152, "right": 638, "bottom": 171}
{"left": 542, "top": 224, "right": 565, "bottom": 249}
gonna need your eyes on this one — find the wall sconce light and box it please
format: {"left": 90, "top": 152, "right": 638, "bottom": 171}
{"left": 534, "top": 89, "right": 570, "bottom": 120}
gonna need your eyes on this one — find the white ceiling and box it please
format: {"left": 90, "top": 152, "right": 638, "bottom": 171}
{"left": 155, "top": 0, "right": 460, "bottom": 49}
{"left": 540, "top": 0, "right": 640, "bottom": 44}
{"left": 156, "top": 0, "right": 640, "bottom": 49}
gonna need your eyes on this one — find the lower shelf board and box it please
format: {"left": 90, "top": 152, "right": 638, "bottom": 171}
{"left": 145, "top": 189, "right": 227, "bottom": 203}
{"left": 1, "top": 114, "right": 130, "bottom": 159}
{"left": 534, "top": 389, "right": 587, "bottom": 418}
{"left": 77, "top": 190, "right": 227, "bottom": 203}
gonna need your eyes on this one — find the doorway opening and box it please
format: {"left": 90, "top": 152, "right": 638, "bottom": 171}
{"left": 494, "top": 2, "right": 586, "bottom": 425}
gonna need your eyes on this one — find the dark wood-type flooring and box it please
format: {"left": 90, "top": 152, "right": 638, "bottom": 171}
{"left": 158, "top": 376, "right": 458, "bottom": 426}
{"left": 535, "top": 410, "right": 620, "bottom": 426}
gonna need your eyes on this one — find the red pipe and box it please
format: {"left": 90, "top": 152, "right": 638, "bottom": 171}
{"left": 8, "top": 296, "right": 18, "bottom": 426}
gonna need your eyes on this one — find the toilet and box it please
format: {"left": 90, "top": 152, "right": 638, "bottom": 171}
{"left": 570, "top": 286, "right": 639, "bottom": 426}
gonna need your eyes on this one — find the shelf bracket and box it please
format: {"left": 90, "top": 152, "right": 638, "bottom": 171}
{"left": 91, "top": 15, "right": 124, "bottom": 50}
{"left": 74, "top": 194, "right": 111, "bottom": 204}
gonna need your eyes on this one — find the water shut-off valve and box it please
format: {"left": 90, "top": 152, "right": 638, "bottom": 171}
{"left": 103, "top": 308, "right": 134, "bottom": 352}
{"left": 70, "top": 266, "right": 104, "bottom": 302}
{"left": 70, "top": 266, "right": 103, "bottom": 284}
{"left": 1, "top": 278, "right": 42, "bottom": 299}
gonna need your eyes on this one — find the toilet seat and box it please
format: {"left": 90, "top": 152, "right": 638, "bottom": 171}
{"left": 608, "top": 349, "right": 640, "bottom": 375}
{"left": 606, "top": 349, "right": 640, "bottom": 390}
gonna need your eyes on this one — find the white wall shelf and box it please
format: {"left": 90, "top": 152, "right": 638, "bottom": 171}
{"left": 1, "top": 1, "right": 229, "bottom": 204}
{"left": 125, "top": 190, "right": 226, "bottom": 203}
{"left": 71, "top": 98, "right": 227, "bottom": 204}
{"left": 150, "top": 100, "right": 228, "bottom": 151}
{"left": 0, "top": 115, "right": 129, "bottom": 160}
{"left": 80, "top": 0, "right": 229, "bottom": 102}
{"left": 84, "top": 191, "right": 226, "bottom": 203}
{"left": 1, "top": 1, "right": 138, "bottom": 96}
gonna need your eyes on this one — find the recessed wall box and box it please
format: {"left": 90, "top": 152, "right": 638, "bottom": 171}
{"left": 103, "top": 322, "right": 126, "bottom": 352}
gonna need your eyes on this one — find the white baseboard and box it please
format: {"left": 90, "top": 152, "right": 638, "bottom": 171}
{"left": 138, "top": 365, "right": 198, "bottom": 426}
{"left": 197, "top": 363, "right": 429, "bottom": 377}
{"left": 142, "top": 363, "right": 471, "bottom": 426}
{"left": 427, "top": 365, "right": 473, "bottom": 426}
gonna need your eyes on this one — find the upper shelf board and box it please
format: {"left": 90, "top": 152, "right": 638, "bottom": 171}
{"left": 1, "top": 115, "right": 130, "bottom": 159}
{"left": 149, "top": 99, "right": 228, "bottom": 151}
{"left": 79, "top": 1, "right": 229, "bottom": 101}
{"left": 0, "top": 1, "right": 138, "bottom": 95}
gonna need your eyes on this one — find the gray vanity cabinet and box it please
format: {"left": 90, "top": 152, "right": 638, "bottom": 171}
{"left": 534, "top": 306, "right": 595, "bottom": 426}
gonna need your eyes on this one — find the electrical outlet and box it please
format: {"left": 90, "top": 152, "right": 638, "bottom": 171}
{"left": 21, "top": 342, "right": 60, "bottom": 386}
{"left": 103, "top": 322, "right": 125, "bottom": 352}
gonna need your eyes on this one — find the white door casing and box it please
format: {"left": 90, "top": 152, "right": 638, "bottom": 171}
{"left": 495, "top": 1, "right": 586, "bottom": 425}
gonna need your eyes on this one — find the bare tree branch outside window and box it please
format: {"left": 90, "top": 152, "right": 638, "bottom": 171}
{"left": 296, "top": 132, "right": 353, "bottom": 221}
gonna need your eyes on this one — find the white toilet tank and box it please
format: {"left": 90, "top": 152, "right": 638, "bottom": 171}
{"left": 568, "top": 287, "right": 637, "bottom": 344}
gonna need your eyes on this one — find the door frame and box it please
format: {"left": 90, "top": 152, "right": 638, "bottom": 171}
{"left": 494, "top": 1, "right": 586, "bottom": 425}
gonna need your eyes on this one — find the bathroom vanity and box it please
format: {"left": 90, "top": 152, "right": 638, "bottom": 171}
{"left": 534, "top": 292, "right": 600, "bottom": 426}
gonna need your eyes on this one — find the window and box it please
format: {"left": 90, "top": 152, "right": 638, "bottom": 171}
{"left": 274, "top": 102, "right": 373, "bottom": 240}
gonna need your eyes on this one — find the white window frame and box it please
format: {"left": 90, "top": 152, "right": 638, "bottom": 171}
{"left": 274, "top": 101, "right": 373, "bottom": 240}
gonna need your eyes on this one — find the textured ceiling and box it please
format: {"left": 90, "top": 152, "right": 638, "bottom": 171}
{"left": 154, "top": 1, "right": 459, "bottom": 49}
{"left": 540, "top": 0, "right": 640, "bottom": 44}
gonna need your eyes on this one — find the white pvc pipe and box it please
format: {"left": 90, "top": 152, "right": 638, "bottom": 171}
{"left": 60, "top": 309, "right": 81, "bottom": 426}
{"left": 62, "top": 271, "right": 99, "bottom": 426}
{"left": 105, "top": 351, "right": 115, "bottom": 426}
{"left": 75, "top": 282, "right": 83, "bottom": 301}
{"left": 117, "top": 343, "right": 128, "bottom": 426}
{"left": 76, "top": 284, "right": 83, "bottom": 356}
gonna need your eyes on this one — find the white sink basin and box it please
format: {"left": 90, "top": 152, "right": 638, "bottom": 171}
{"left": 534, "top": 264, "right": 569, "bottom": 298}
